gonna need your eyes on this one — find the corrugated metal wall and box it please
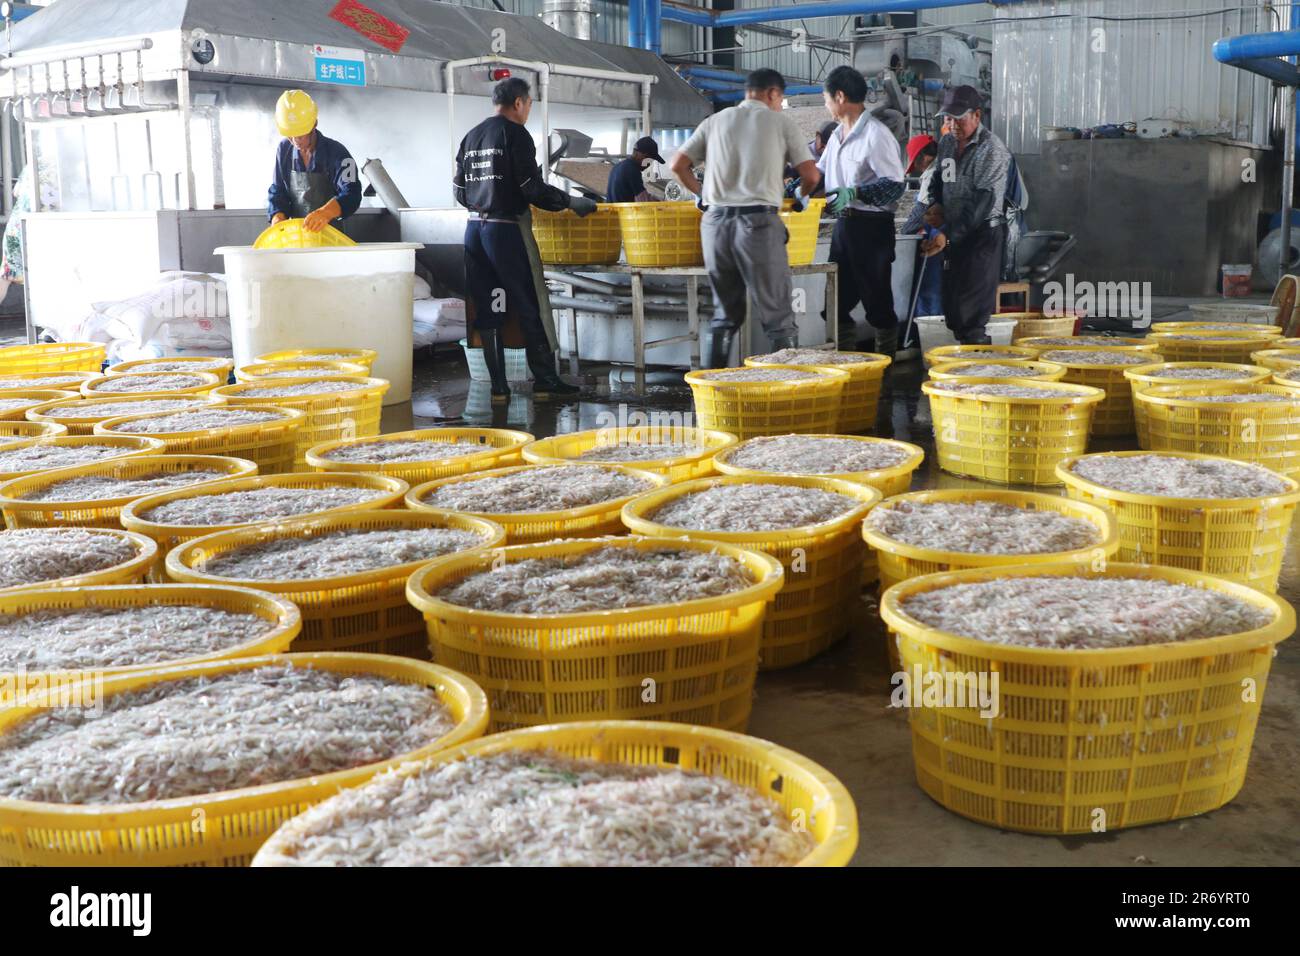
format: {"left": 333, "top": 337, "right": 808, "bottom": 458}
{"left": 993, "top": 0, "right": 1278, "bottom": 154}
{"left": 444, "top": 0, "right": 696, "bottom": 56}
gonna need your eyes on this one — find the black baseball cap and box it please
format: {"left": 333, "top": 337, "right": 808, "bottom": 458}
{"left": 936, "top": 85, "right": 983, "bottom": 118}
{"left": 633, "top": 136, "right": 665, "bottom": 163}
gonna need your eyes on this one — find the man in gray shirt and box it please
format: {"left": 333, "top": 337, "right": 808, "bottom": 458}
{"left": 670, "top": 69, "right": 822, "bottom": 367}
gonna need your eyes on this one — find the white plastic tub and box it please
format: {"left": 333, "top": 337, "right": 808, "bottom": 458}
{"left": 915, "top": 315, "right": 1018, "bottom": 354}
{"left": 215, "top": 243, "right": 420, "bottom": 405}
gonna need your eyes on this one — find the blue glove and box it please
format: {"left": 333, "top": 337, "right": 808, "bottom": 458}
{"left": 826, "top": 186, "right": 856, "bottom": 216}
{"left": 569, "top": 196, "right": 598, "bottom": 218}
{"left": 855, "top": 178, "right": 906, "bottom": 208}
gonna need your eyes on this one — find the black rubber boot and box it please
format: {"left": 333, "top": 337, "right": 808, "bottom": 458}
{"left": 872, "top": 326, "right": 899, "bottom": 358}
{"left": 707, "top": 328, "right": 736, "bottom": 369}
{"left": 478, "top": 328, "right": 510, "bottom": 404}
{"left": 525, "top": 342, "right": 580, "bottom": 399}
{"left": 767, "top": 333, "right": 798, "bottom": 353}
{"left": 958, "top": 330, "right": 993, "bottom": 345}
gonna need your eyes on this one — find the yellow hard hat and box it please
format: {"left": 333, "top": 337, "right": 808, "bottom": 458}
{"left": 275, "top": 89, "right": 317, "bottom": 138}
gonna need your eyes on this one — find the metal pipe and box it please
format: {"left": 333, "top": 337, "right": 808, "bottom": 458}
{"left": 1214, "top": 55, "right": 1300, "bottom": 85}
{"left": 663, "top": 0, "right": 1019, "bottom": 29}
{"left": 548, "top": 293, "right": 696, "bottom": 316}
{"left": 1213, "top": 28, "right": 1300, "bottom": 64}
{"left": 645, "top": 0, "right": 662, "bottom": 54}
{"left": 0, "top": 36, "right": 152, "bottom": 70}
{"left": 361, "top": 157, "right": 410, "bottom": 213}
{"left": 1284, "top": 85, "right": 1295, "bottom": 283}
{"left": 629, "top": 0, "right": 645, "bottom": 50}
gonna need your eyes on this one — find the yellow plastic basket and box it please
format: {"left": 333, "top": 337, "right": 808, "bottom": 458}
{"left": 879, "top": 562, "right": 1293, "bottom": 834}
{"left": 105, "top": 356, "right": 235, "bottom": 380}
{"left": 521, "top": 426, "right": 738, "bottom": 483}
{"left": 0, "top": 583, "right": 299, "bottom": 709}
{"left": 1135, "top": 382, "right": 1300, "bottom": 477}
{"left": 1006, "top": 313, "right": 1079, "bottom": 342}
{"left": 234, "top": 360, "right": 368, "bottom": 382}
{"left": 928, "top": 359, "right": 1067, "bottom": 382}
{"left": 1125, "top": 363, "right": 1273, "bottom": 446}
{"left": 686, "top": 366, "right": 849, "bottom": 440}
{"left": 0, "top": 420, "right": 66, "bottom": 442}
{"left": 211, "top": 376, "right": 389, "bottom": 464}
{"left": 0, "top": 434, "right": 166, "bottom": 481}
{"left": 712, "top": 435, "right": 925, "bottom": 498}
{"left": 407, "top": 535, "right": 783, "bottom": 732}
{"left": 121, "top": 471, "right": 407, "bottom": 553}
{"left": 407, "top": 462, "right": 666, "bottom": 544}
{"left": 0, "top": 390, "right": 80, "bottom": 420}
{"left": 531, "top": 205, "right": 623, "bottom": 265}
{"left": 923, "top": 379, "right": 1104, "bottom": 485}
{"left": 1014, "top": 336, "right": 1157, "bottom": 356}
{"left": 744, "top": 352, "right": 888, "bottom": 433}
{"left": 923, "top": 344, "right": 1040, "bottom": 369}
{"left": 253, "top": 218, "right": 355, "bottom": 249}
{"left": 0, "top": 372, "right": 103, "bottom": 391}
{"left": 0, "top": 527, "right": 157, "bottom": 593}
{"left": 252, "top": 720, "right": 858, "bottom": 867}
{"left": 24, "top": 395, "right": 220, "bottom": 436}
{"left": 780, "top": 198, "right": 826, "bottom": 266}
{"left": 1150, "top": 322, "right": 1282, "bottom": 336}
{"left": 254, "top": 347, "right": 377, "bottom": 372}
{"left": 0, "top": 454, "right": 258, "bottom": 530}
{"left": 622, "top": 474, "right": 880, "bottom": 670}
{"left": 0, "top": 342, "right": 105, "bottom": 376}
{"left": 80, "top": 371, "right": 223, "bottom": 399}
{"left": 1147, "top": 330, "right": 1277, "bottom": 364}
{"left": 613, "top": 201, "right": 704, "bottom": 267}
{"left": 1035, "top": 350, "right": 1166, "bottom": 437}
{"left": 1249, "top": 347, "right": 1300, "bottom": 372}
{"left": 94, "top": 405, "right": 306, "bottom": 476}
{"left": 1058, "top": 450, "right": 1300, "bottom": 593}
{"left": 167, "top": 510, "right": 506, "bottom": 658}
{"left": 0, "top": 652, "right": 487, "bottom": 866}
{"left": 306, "top": 427, "right": 535, "bottom": 484}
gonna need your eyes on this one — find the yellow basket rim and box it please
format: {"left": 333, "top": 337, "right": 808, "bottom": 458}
{"left": 93, "top": 403, "right": 306, "bottom": 439}
{"left": 120, "top": 471, "right": 409, "bottom": 534}
{"left": 1124, "top": 361, "right": 1273, "bottom": 384}
{"left": 165, "top": 509, "right": 507, "bottom": 591}
{"left": 520, "top": 426, "right": 738, "bottom": 471}
{"left": 104, "top": 357, "right": 234, "bottom": 376}
{"left": 24, "top": 395, "right": 220, "bottom": 424}
{"left": 306, "top": 427, "right": 535, "bottom": 473}
{"left": 0, "top": 372, "right": 104, "bottom": 387}
{"left": 0, "top": 583, "right": 299, "bottom": 684}
{"left": 0, "top": 527, "right": 159, "bottom": 594}
{"left": 0, "top": 390, "right": 81, "bottom": 409}
{"left": 406, "top": 462, "right": 668, "bottom": 524}
{"left": 1015, "top": 337, "right": 1156, "bottom": 351}
{"left": 0, "top": 434, "right": 167, "bottom": 481}
{"left": 81, "top": 370, "right": 223, "bottom": 399}
{"left": 879, "top": 561, "right": 1294, "bottom": 666}
{"left": 621, "top": 473, "right": 881, "bottom": 543}
{"left": 0, "top": 652, "right": 487, "bottom": 817}
{"left": 1030, "top": 351, "right": 1166, "bottom": 370}
{"left": 255, "top": 347, "right": 378, "bottom": 365}
{"left": 712, "top": 434, "right": 925, "bottom": 483}
{"left": 1271, "top": 371, "right": 1300, "bottom": 387}
{"left": 928, "top": 359, "right": 1067, "bottom": 380}
{"left": 1150, "top": 322, "right": 1283, "bottom": 335}
{"left": 1132, "top": 382, "right": 1300, "bottom": 408}
{"left": 922, "top": 378, "right": 1105, "bottom": 405}
{"left": 211, "top": 375, "right": 391, "bottom": 402}
{"left": 254, "top": 719, "right": 858, "bottom": 868}
{"left": 235, "top": 360, "right": 369, "bottom": 381}
{"left": 1250, "top": 348, "right": 1300, "bottom": 364}
{"left": 0, "top": 421, "right": 67, "bottom": 441}
{"left": 685, "top": 365, "right": 851, "bottom": 389}
{"left": 743, "top": 351, "right": 891, "bottom": 371}
{"left": 923, "top": 344, "right": 1040, "bottom": 366}
{"left": 406, "top": 534, "right": 784, "bottom": 626}
{"left": 253, "top": 218, "right": 355, "bottom": 249}
{"left": 1147, "top": 330, "right": 1279, "bottom": 345}
{"left": 0, "top": 342, "right": 104, "bottom": 361}
{"left": 0, "top": 454, "right": 259, "bottom": 515}
{"left": 860, "top": 488, "right": 1119, "bottom": 567}
{"left": 1055, "top": 450, "right": 1300, "bottom": 508}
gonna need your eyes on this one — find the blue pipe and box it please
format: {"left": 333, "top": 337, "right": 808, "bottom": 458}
{"left": 688, "top": 77, "right": 747, "bottom": 92}
{"left": 663, "top": 0, "right": 1022, "bottom": 29}
{"left": 645, "top": 0, "right": 662, "bottom": 53}
{"left": 712, "top": 85, "right": 823, "bottom": 102}
{"left": 678, "top": 66, "right": 747, "bottom": 82}
{"left": 1212, "top": 28, "right": 1300, "bottom": 63}
{"left": 629, "top": 0, "right": 645, "bottom": 50}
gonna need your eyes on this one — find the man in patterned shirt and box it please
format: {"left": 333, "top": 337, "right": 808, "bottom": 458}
{"left": 921, "top": 85, "right": 1011, "bottom": 345}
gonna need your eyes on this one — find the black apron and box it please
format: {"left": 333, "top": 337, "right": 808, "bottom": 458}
{"left": 287, "top": 168, "right": 336, "bottom": 219}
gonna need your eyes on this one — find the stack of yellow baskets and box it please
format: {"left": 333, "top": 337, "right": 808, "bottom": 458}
{"left": 743, "top": 352, "right": 890, "bottom": 432}
{"left": 1146, "top": 329, "right": 1278, "bottom": 364}
{"left": 1123, "top": 362, "right": 1272, "bottom": 446}
{"left": 685, "top": 366, "right": 850, "bottom": 439}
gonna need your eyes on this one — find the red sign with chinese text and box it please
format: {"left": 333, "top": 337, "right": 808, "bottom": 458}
{"left": 328, "top": 0, "right": 410, "bottom": 54}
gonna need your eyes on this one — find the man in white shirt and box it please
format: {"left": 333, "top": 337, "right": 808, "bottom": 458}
{"left": 671, "top": 69, "right": 822, "bottom": 367}
{"left": 818, "top": 65, "right": 907, "bottom": 357}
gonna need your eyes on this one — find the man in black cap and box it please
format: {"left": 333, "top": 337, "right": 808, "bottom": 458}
{"left": 921, "top": 84, "right": 1012, "bottom": 345}
{"left": 606, "top": 136, "right": 665, "bottom": 203}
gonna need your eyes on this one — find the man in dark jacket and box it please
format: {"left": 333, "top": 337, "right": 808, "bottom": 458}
{"left": 454, "top": 77, "right": 597, "bottom": 401}
{"left": 606, "top": 136, "right": 664, "bottom": 203}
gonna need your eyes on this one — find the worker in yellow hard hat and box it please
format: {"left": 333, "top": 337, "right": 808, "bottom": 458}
{"left": 267, "top": 90, "right": 362, "bottom": 232}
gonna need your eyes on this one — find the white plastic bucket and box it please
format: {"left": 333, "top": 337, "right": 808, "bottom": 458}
{"left": 215, "top": 243, "right": 420, "bottom": 405}
{"left": 915, "top": 315, "right": 1018, "bottom": 353}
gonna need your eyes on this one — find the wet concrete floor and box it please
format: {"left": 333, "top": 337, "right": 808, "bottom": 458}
{"left": 392, "top": 348, "right": 1300, "bottom": 867}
